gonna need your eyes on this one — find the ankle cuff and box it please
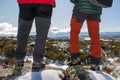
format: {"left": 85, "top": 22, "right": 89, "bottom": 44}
{"left": 71, "top": 53, "right": 80, "bottom": 59}
{"left": 89, "top": 56, "right": 101, "bottom": 65}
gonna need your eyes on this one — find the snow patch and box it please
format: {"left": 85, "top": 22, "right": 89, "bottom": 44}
{"left": 88, "top": 70, "right": 116, "bottom": 80}
{"left": 15, "top": 70, "right": 64, "bottom": 80}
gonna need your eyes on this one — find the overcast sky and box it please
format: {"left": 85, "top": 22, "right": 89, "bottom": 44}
{"left": 0, "top": 0, "right": 120, "bottom": 34}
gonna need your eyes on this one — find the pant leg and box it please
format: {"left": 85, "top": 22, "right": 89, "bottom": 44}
{"left": 70, "top": 16, "right": 83, "bottom": 54}
{"left": 87, "top": 20, "right": 101, "bottom": 58}
{"left": 15, "top": 19, "right": 33, "bottom": 61}
{"left": 70, "top": 11, "right": 87, "bottom": 54}
{"left": 33, "top": 17, "right": 51, "bottom": 63}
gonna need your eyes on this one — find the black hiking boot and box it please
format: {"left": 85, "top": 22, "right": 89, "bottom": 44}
{"left": 68, "top": 57, "right": 81, "bottom": 66}
{"left": 32, "top": 61, "right": 46, "bottom": 72}
{"left": 12, "top": 61, "right": 24, "bottom": 76}
{"left": 90, "top": 64, "right": 100, "bottom": 71}
{"left": 89, "top": 56, "right": 101, "bottom": 71}
{"left": 68, "top": 53, "right": 81, "bottom": 66}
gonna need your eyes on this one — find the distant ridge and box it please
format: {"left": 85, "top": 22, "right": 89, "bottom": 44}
{"left": 47, "top": 32, "right": 120, "bottom": 39}
{"left": 0, "top": 32, "right": 120, "bottom": 39}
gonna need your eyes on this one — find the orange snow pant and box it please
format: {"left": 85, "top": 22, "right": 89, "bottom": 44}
{"left": 70, "top": 13, "right": 101, "bottom": 58}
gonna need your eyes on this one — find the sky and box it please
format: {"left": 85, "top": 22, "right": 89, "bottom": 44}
{"left": 0, "top": 0, "right": 120, "bottom": 34}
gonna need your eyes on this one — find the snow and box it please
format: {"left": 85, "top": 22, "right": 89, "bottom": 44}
{"left": 24, "top": 56, "right": 33, "bottom": 63}
{"left": 13, "top": 55, "right": 119, "bottom": 80}
{"left": 112, "top": 63, "right": 120, "bottom": 80}
{"left": 107, "top": 58, "right": 119, "bottom": 63}
{"left": 14, "top": 63, "right": 117, "bottom": 80}
{"left": 15, "top": 56, "right": 120, "bottom": 80}
{"left": 47, "top": 63, "right": 68, "bottom": 70}
{"left": 15, "top": 62, "right": 67, "bottom": 80}
{"left": 15, "top": 70, "right": 64, "bottom": 80}
{"left": 88, "top": 70, "right": 116, "bottom": 80}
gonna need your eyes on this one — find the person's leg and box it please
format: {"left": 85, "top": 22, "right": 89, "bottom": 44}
{"left": 32, "top": 4, "right": 52, "bottom": 71}
{"left": 69, "top": 11, "right": 86, "bottom": 66}
{"left": 15, "top": 19, "right": 33, "bottom": 62}
{"left": 87, "top": 14, "right": 101, "bottom": 70}
{"left": 70, "top": 16, "right": 83, "bottom": 54}
{"left": 87, "top": 20, "right": 101, "bottom": 58}
{"left": 33, "top": 17, "right": 51, "bottom": 62}
{"left": 13, "top": 4, "right": 34, "bottom": 75}
{"left": 15, "top": 4, "right": 34, "bottom": 63}
{"left": 13, "top": 19, "right": 33, "bottom": 76}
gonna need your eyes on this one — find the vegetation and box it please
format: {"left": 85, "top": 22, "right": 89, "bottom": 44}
{"left": 0, "top": 36, "right": 120, "bottom": 65}
{"left": 101, "top": 41, "right": 120, "bottom": 57}
{"left": 102, "top": 66, "right": 114, "bottom": 74}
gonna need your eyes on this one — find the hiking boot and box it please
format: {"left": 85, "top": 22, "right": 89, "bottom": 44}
{"left": 68, "top": 57, "right": 81, "bottom": 66}
{"left": 68, "top": 53, "right": 81, "bottom": 66}
{"left": 90, "top": 64, "right": 100, "bottom": 71}
{"left": 89, "top": 56, "right": 101, "bottom": 71}
{"left": 32, "top": 61, "right": 46, "bottom": 72}
{"left": 12, "top": 61, "right": 24, "bottom": 76}
{"left": 89, "top": 56, "right": 101, "bottom": 64}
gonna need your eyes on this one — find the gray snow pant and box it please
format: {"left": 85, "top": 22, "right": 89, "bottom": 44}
{"left": 15, "top": 4, "right": 52, "bottom": 63}
{"left": 15, "top": 17, "right": 51, "bottom": 63}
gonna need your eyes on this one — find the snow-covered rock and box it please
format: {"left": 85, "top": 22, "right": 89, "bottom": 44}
{"left": 88, "top": 70, "right": 116, "bottom": 80}
{"left": 15, "top": 70, "right": 64, "bottom": 80}
{"left": 14, "top": 63, "right": 117, "bottom": 80}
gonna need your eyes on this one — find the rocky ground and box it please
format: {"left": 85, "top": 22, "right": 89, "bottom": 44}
{"left": 0, "top": 62, "right": 32, "bottom": 80}
{"left": 0, "top": 61, "right": 119, "bottom": 80}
